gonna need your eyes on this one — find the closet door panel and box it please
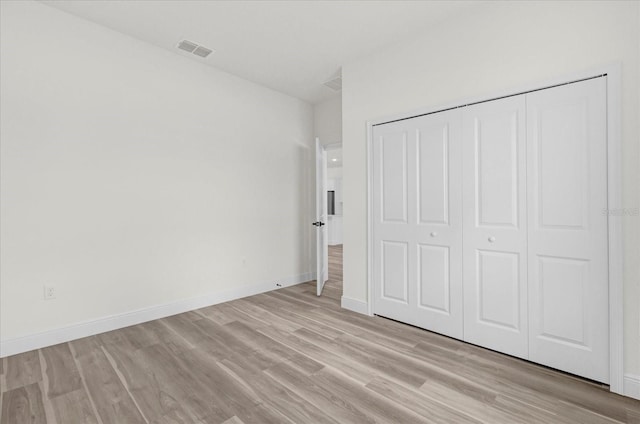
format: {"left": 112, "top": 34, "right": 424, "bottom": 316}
{"left": 412, "top": 110, "right": 463, "bottom": 338}
{"left": 418, "top": 244, "right": 450, "bottom": 314}
{"left": 372, "top": 110, "right": 463, "bottom": 339}
{"left": 476, "top": 250, "right": 521, "bottom": 330}
{"left": 372, "top": 122, "right": 415, "bottom": 323}
{"left": 417, "top": 123, "right": 450, "bottom": 225}
{"left": 462, "top": 95, "right": 528, "bottom": 359}
{"left": 527, "top": 77, "right": 609, "bottom": 383}
{"left": 381, "top": 240, "right": 409, "bottom": 303}
{"left": 381, "top": 132, "right": 408, "bottom": 223}
{"left": 474, "top": 111, "right": 520, "bottom": 228}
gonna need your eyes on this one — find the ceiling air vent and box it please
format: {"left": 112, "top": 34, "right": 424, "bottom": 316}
{"left": 323, "top": 75, "right": 342, "bottom": 91}
{"left": 193, "top": 46, "right": 213, "bottom": 58}
{"left": 177, "top": 39, "right": 214, "bottom": 58}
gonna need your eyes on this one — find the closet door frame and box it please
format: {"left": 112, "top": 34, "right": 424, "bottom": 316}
{"left": 365, "top": 63, "right": 624, "bottom": 396}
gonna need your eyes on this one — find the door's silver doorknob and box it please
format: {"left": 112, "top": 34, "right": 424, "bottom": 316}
{"left": 430, "top": 232, "right": 437, "bottom": 237}
{"left": 488, "top": 236, "right": 496, "bottom": 243}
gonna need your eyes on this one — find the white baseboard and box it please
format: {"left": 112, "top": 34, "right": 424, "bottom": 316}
{"left": 624, "top": 373, "right": 640, "bottom": 400}
{"left": 341, "top": 295, "right": 369, "bottom": 315}
{"left": 0, "top": 272, "right": 314, "bottom": 358}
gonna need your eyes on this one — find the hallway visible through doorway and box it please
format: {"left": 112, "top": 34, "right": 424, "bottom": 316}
{"left": 322, "top": 244, "right": 343, "bottom": 302}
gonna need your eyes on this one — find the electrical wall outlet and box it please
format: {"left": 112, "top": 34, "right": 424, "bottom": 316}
{"left": 44, "top": 285, "right": 56, "bottom": 300}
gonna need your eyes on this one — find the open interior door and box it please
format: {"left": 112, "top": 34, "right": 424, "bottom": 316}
{"left": 314, "top": 138, "right": 328, "bottom": 296}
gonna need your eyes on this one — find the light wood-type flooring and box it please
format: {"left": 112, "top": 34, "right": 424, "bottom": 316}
{"left": 1, "top": 244, "right": 638, "bottom": 423}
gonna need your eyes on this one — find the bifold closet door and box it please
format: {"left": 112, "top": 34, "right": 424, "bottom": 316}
{"left": 462, "top": 95, "right": 529, "bottom": 359}
{"left": 526, "top": 77, "right": 609, "bottom": 383}
{"left": 372, "top": 110, "right": 463, "bottom": 339}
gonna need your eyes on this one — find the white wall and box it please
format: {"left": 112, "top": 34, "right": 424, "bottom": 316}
{"left": 0, "top": 1, "right": 314, "bottom": 347}
{"left": 342, "top": 0, "right": 640, "bottom": 378}
{"left": 327, "top": 167, "right": 343, "bottom": 180}
{"left": 314, "top": 95, "right": 342, "bottom": 145}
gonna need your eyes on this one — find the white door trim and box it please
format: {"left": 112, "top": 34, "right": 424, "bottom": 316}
{"left": 365, "top": 63, "right": 624, "bottom": 396}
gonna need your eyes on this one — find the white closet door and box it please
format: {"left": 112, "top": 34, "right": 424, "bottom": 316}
{"left": 373, "top": 119, "right": 413, "bottom": 325}
{"left": 462, "top": 96, "right": 528, "bottom": 359}
{"left": 526, "top": 78, "right": 609, "bottom": 383}
{"left": 373, "top": 109, "right": 463, "bottom": 339}
{"left": 413, "top": 110, "right": 463, "bottom": 338}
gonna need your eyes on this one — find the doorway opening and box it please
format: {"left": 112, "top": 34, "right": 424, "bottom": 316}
{"left": 326, "top": 144, "right": 343, "bottom": 298}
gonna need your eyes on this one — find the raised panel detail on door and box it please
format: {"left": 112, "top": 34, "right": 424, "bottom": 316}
{"left": 535, "top": 102, "right": 588, "bottom": 229}
{"left": 537, "top": 256, "right": 588, "bottom": 346}
{"left": 477, "top": 250, "right": 520, "bottom": 331}
{"left": 473, "top": 111, "right": 519, "bottom": 228}
{"left": 381, "top": 131, "right": 408, "bottom": 223}
{"left": 381, "top": 241, "right": 408, "bottom": 303}
{"left": 417, "top": 124, "right": 449, "bottom": 225}
{"left": 463, "top": 95, "right": 528, "bottom": 360}
{"left": 527, "top": 77, "right": 609, "bottom": 383}
{"left": 418, "top": 244, "right": 450, "bottom": 314}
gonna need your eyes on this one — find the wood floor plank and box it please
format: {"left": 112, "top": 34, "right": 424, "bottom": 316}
{"left": 306, "top": 306, "right": 422, "bottom": 349}
{"left": 40, "top": 343, "right": 82, "bottom": 398}
{"left": 120, "top": 323, "right": 162, "bottom": 350}
{"left": 283, "top": 352, "right": 325, "bottom": 376}
{"left": 70, "top": 336, "right": 146, "bottom": 424}
{"left": 139, "top": 319, "right": 195, "bottom": 356}
{"left": 311, "top": 367, "right": 430, "bottom": 424}
{"left": 264, "top": 362, "right": 375, "bottom": 424}
{"left": 5, "top": 351, "right": 42, "bottom": 392}
{"left": 335, "top": 331, "right": 502, "bottom": 396}
{"left": 175, "top": 347, "right": 262, "bottom": 417}
{"left": 189, "top": 317, "right": 276, "bottom": 369}
{"left": 218, "top": 358, "right": 337, "bottom": 424}
{"left": 222, "top": 320, "right": 298, "bottom": 363}
{"left": 101, "top": 339, "right": 196, "bottom": 423}
{"left": 196, "top": 301, "right": 265, "bottom": 329}
{"left": 269, "top": 288, "right": 340, "bottom": 312}
{"left": 409, "top": 341, "right": 590, "bottom": 420}
{"left": 625, "top": 407, "right": 640, "bottom": 424}
{"left": 419, "top": 378, "right": 537, "bottom": 424}
{"left": 230, "top": 299, "right": 302, "bottom": 333}
{"left": 49, "top": 388, "right": 98, "bottom": 424}
{"left": 149, "top": 408, "right": 197, "bottom": 424}
{"left": 194, "top": 319, "right": 288, "bottom": 369}
{"left": 218, "top": 417, "right": 244, "bottom": 424}
{"left": 365, "top": 376, "right": 482, "bottom": 424}
{"left": 250, "top": 298, "right": 346, "bottom": 339}
{"left": 136, "top": 344, "right": 232, "bottom": 422}
{"left": 452, "top": 343, "right": 640, "bottom": 421}
{"left": 161, "top": 314, "right": 236, "bottom": 361}
{"left": 294, "top": 328, "right": 428, "bottom": 387}
{"left": 195, "top": 304, "right": 236, "bottom": 326}
{"left": 0, "top": 382, "right": 47, "bottom": 424}
{"left": 2, "top": 245, "right": 638, "bottom": 424}
{"left": 257, "top": 325, "right": 377, "bottom": 384}
{"left": 233, "top": 403, "right": 293, "bottom": 424}
{"left": 0, "top": 358, "right": 6, "bottom": 394}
